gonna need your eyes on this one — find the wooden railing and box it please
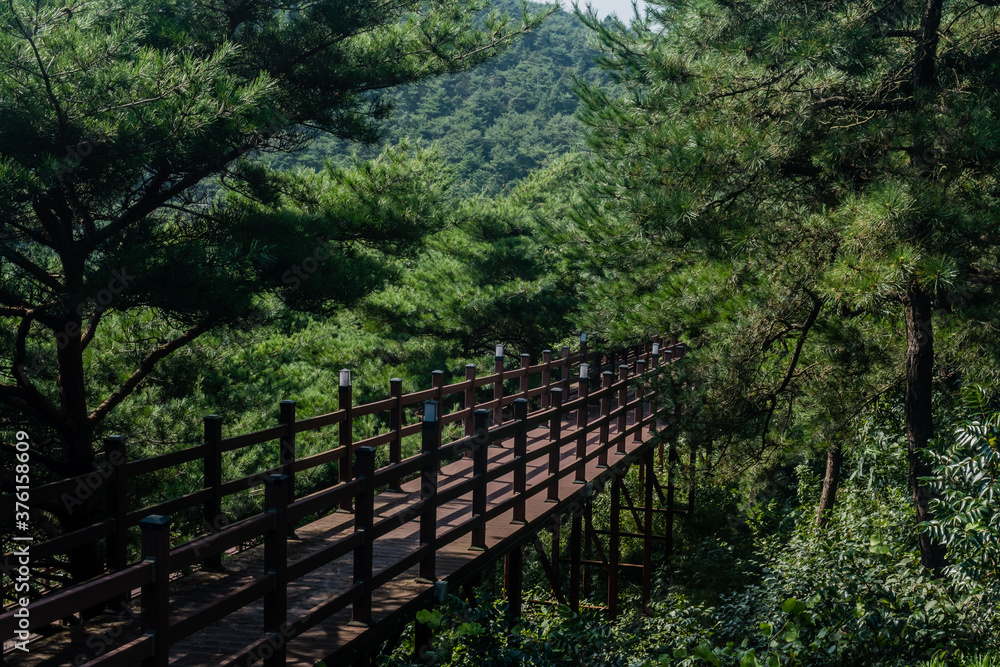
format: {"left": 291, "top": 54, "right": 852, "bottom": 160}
{"left": 0, "top": 335, "right": 685, "bottom": 665}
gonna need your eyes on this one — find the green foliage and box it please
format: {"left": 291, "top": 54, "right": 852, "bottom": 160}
{"left": 923, "top": 387, "right": 1000, "bottom": 603}
{"left": 386, "top": 595, "right": 621, "bottom": 666}
{"left": 280, "top": 0, "right": 607, "bottom": 198}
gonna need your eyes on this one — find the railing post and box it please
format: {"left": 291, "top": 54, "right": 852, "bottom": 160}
{"left": 547, "top": 388, "right": 563, "bottom": 502}
{"left": 464, "top": 364, "right": 476, "bottom": 442}
{"left": 493, "top": 345, "right": 504, "bottom": 426}
{"left": 470, "top": 409, "right": 490, "bottom": 550}
{"left": 540, "top": 350, "right": 552, "bottom": 409}
{"left": 140, "top": 514, "right": 171, "bottom": 667}
{"left": 352, "top": 448, "right": 376, "bottom": 627}
{"left": 339, "top": 369, "right": 353, "bottom": 511}
{"left": 279, "top": 400, "right": 297, "bottom": 537}
{"left": 597, "top": 371, "right": 612, "bottom": 468}
{"left": 634, "top": 360, "right": 646, "bottom": 444}
{"left": 519, "top": 353, "right": 531, "bottom": 405}
{"left": 652, "top": 342, "right": 661, "bottom": 370}
{"left": 560, "top": 346, "right": 571, "bottom": 393}
{"left": 617, "top": 364, "right": 629, "bottom": 455}
{"left": 388, "top": 377, "right": 404, "bottom": 491}
{"left": 418, "top": 400, "right": 440, "bottom": 582}
{"left": 264, "top": 474, "right": 289, "bottom": 666}
{"left": 512, "top": 398, "right": 528, "bottom": 524}
{"left": 203, "top": 415, "right": 224, "bottom": 571}
{"left": 575, "top": 364, "right": 590, "bottom": 483}
{"left": 104, "top": 436, "right": 127, "bottom": 588}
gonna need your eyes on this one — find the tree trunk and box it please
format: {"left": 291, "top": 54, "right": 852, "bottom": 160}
{"left": 902, "top": 281, "right": 946, "bottom": 571}
{"left": 815, "top": 441, "right": 842, "bottom": 527}
{"left": 55, "top": 318, "right": 103, "bottom": 591}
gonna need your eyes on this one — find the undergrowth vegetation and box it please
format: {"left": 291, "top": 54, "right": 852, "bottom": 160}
{"left": 384, "top": 397, "right": 1000, "bottom": 667}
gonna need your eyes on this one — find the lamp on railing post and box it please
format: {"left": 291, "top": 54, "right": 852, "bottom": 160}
{"left": 419, "top": 400, "right": 440, "bottom": 583}
{"left": 580, "top": 332, "right": 588, "bottom": 364}
{"left": 575, "top": 364, "right": 590, "bottom": 483}
{"left": 339, "top": 369, "right": 353, "bottom": 512}
{"left": 494, "top": 345, "right": 504, "bottom": 426}
{"left": 651, "top": 342, "right": 660, "bottom": 369}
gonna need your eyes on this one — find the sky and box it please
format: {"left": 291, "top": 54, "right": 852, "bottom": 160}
{"left": 569, "top": 0, "right": 646, "bottom": 19}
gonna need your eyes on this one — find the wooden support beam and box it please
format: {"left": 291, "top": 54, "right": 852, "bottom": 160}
{"left": 642, "top": 447, "right": 654, "bottom": 615}
{"left": 608, "top": 471, "right": 621, "bottom": 619}
{"left": 531, "top": 534, "right": 567, "bottom": 606}
{"left": 504, "top": 546, "right": 523, "bottom": 635}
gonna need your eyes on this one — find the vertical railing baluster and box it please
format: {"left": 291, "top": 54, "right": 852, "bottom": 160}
{"left": 418, "top": 400, "right": 440, "bottom": 582}
{"left": 140, "top": 515, "right": 171, "bottom": 667}
{"left": 575, "top": 364, "right": 590, "bottom": 484}
{"left": 493, "top": 345, "right": 504, "bottom": 426}
{"left": 464, "top": 364, "right": 476, "bottom": 441}
{"left": 512, "top": 398, "right": 528, "bottom": 524}
{"left": 203, "top": 415, "right": 224, "bottom": 571}
{"left": 470, "top": 409, "right": 490, "bottom": 550}
{"left": 352, "top": 448, "right": 375, "bottom": 627}
{"left": 388, "top": 378, "right": 404, "bottom": 491}
{"left": 547, "top": 388, "right": 563, "bottom": 502}
{"left": 598, "top": 371, "right": 612, "bottom": 468}
{"left": 616, "top": 364, "right": 628, "bottom": 455}
{"left": 541, "top": 349, "right": 552, "bottom": 409}
{"left": 560, "top": 346, "right": 571, "bottom": 393}
{"left": 264, "top": 474, "right": 289, "bottom": 666}
{"left": 519, "top": 353, "right": 530, "bottom": 407}
{"left": 279, "top": 400, "right": 296, "bottom": 536}
{"left": 634, "top": 359, "right": 646, "bottom": 444}
{"left": 339, "top": 369, "right": 353, "bottom": 511}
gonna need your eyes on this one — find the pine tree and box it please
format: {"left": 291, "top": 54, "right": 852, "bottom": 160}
{"left": 574, "top": 0, "right": 1000, "bottom": 569}
{"left": 0, "top": 0, "right": 548, "bottom": 587}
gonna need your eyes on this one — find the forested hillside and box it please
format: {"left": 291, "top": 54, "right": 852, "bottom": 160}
{"left": 269, "top": 0, "right": 604, "bottom": 198}
{"left": 3, "top": 1, "right": 1000, "bottom": 666}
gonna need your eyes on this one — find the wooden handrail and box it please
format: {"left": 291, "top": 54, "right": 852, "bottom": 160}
{"left": 3, "top": 336, "right": 685, "bottom": 664}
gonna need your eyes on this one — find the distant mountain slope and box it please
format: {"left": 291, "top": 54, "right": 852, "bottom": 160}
{"left": 269, "top": 1, "right": 605, "bottom": 198}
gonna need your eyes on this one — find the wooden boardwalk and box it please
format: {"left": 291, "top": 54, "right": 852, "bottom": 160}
{"left": 2, "top": 338, "right": 683, "bottom": 667}
{"left": 7, "top": 409, "right": 656, "bottom": 666}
